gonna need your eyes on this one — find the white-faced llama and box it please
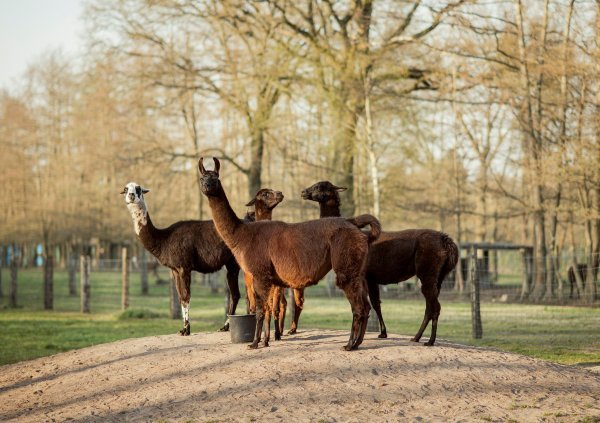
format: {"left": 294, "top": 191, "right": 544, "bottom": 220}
{"left": 121, "top": 182, "right": 241, "bottom": 335}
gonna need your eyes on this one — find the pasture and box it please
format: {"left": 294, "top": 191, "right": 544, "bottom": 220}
{"left": 0, "top": 268, "right": 598, "bottom": 367}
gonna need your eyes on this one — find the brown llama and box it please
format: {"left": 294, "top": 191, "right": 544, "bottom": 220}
{"left": 121, "top": 182, "right": 241, "bottom": 335}
{"left": 243, "top": 188, "right": 288, "bottom": 340}
{"left": 198, "top": 157, "right": 381, "bottom": 350}
{"left": 301, "top": 180, "right": 459, "bottom": 346}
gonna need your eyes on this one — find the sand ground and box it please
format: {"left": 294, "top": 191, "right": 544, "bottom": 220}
{"left": 1, "top": 329, "right": 599, "bottom": 422}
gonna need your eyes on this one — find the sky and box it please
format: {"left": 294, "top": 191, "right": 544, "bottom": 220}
{"left": 0, "top": 0, "right": 84, "bottom": 89}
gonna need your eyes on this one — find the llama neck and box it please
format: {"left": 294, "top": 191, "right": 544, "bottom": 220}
{"left": 206, "top": 185, "right": 242, "bottom": 246}
{"left": 319, "top": 199, "right": 341, "bottom": 218}
{"left": 255, "top": 206, "right": 273, "bottom": 221}
{"left": 128, "top": 202, "right": 163, "bottom": 258}
{"left": 137, "top": 214, "right": 164, "bottom": 258}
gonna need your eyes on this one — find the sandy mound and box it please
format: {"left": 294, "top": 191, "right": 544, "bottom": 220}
{"left": 1, "top": 329, "right": 599, "bottom": 422}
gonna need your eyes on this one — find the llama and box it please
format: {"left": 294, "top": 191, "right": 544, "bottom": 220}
{"left": 243, "top": 188, "right": 288, "bottom": 342}
{"left": 301, "top": 180, "right": 458, "bottom": 346}
{"left": 198, "top": 157, "right": 381, "bottom": 350}
{"left": 121, "top": 182, "right": 241, "bottom": 335}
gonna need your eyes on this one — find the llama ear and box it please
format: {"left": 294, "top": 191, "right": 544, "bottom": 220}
{"left": 141, "top": 188, "right": 150, "bottom": 194}
{"left": 119, "top": 187, "right": 127, "bottom": 194}
{"left": 198, "top": 157, "right": 207, "bottom": 175}
{"left": 245, "top": 198, "right": 256, "bottom": 207}
{"left": 213, "top": 157, "right": 220, "bottom": 174}
{"left": 334, "top": 186, "right": 347, "bottom": 192}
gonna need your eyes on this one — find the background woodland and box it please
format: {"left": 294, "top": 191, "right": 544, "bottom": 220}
{"left": 0, "top": 0, "right": 598, "bottom": 302}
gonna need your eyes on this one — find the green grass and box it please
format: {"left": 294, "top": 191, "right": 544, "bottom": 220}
{"left": 0, "top": 268, "right": 598, "bottom": 366}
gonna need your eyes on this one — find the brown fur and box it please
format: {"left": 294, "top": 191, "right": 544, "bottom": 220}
{"left": 121, "top": 185, "right": 240, "bottom": 336}
{"left": 301, "top": 180, "right": 458, "bottom": 346}
{"left": 199, "top": 158, "right": 380, "bottom": 350}
{"left": 243, "top": 188, "right": 288, "bottom": 345}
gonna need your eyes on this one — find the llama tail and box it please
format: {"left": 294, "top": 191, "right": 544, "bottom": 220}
{"left": 440, "top": 233, "right": 459, "bottom": 280}
{"left": 347, "top": 214, "right": 381, "bottom": 244}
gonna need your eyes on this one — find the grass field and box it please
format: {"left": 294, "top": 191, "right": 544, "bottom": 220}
{"left": 0, "top": 268, "right": 598, "bottom": 367}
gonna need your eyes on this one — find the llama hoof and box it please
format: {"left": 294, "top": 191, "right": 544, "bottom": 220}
{"left": 275, "top": 334, "right": 282, "bottom": 341}
{"left": 378, "top": 333, "right": 388, "bottom": 339}
{"left": 424, "top": 341, "right": 435, "bottom": 346}
{"left": 179, "top": 328, "right": 190, "bottom": 336}
{"left": 263, "top": 342, "right": 270, "bottom": 348}
{"left": 287, "top": 328, "right": 297, "bottom": 335}
{"left": 342, "top": 344, "right": 358, "bottom": 351}
{"left": 218, "top": 324, "right": 229, "bottom": 332}
{"left": 247, "top": 343, "right": 259, "bottom": 350}
{"left": 409, "top": 337, "right": 420, "bottom": 343}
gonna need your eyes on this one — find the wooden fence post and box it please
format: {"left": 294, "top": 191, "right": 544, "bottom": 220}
{"left": 470, "top": 246, "right": 482, "bottom": 339}
{"left": 140, "top": 248, "right": 149, "bottom": 295}
{"left": 44, "top": 254, "right": 54, "bottom": 310}
{"left": 121, "top": 247, "right": 129, "bottom": 311}
{"left": 0, "top": 246, "right": 4, "bottom": 298}
{"left": 80, "top": 255, "right": 91, "bottom": 313}
{"left": 9, "top": 247, "right": 17, "bottom": 308}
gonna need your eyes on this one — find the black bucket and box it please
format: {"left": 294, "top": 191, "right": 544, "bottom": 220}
{"left": 227, "top": 314, "right": 256, "bottom": 343}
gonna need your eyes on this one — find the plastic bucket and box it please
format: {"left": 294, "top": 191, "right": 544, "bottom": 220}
{"left": 227, "top": 314, "right": 256, "bottom": 343}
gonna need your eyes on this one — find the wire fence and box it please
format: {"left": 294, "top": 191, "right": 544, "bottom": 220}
{"left": 86, "top": 247, "right": 598, "bottom": 306}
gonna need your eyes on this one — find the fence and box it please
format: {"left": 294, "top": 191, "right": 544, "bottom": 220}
{"left": 0, "top": 248, "right": 597, "bottom": 341}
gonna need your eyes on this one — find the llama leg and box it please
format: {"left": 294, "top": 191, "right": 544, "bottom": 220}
{"left": 287, "top": 288, "right": 304, "bottom": 335}
{"left": 244, "top": 272, "right": 256, "bottom": 314}
{"left": 425, "top": 296, "right": 441, "bottom": 346}
{"left": 263, "top": 294, "right": 271, "bottom": 348}
{"left": 181, "top": 301, "right": 190, "bottom": 336}
{"left": 342, "top": 278, "right": 371, "bottom": 350}
{"left": 272, "top": 286, "right": 282, "bottom": 341}
{"left": 249, "top": 279, "right": 269, "bottom": 349}
{"left": 174, "top": 270, "right": 191, "bottom": 336}
{"left": 220, "top": 261, "right": 241, "bottom": 332}
{"left": 277, "top": 288, "right": 287, "bottom": 338}
{"left": 367, "top": 280, "right": 387, "bottom": 338}
{"left": 411, "top": 277, "right": 439, "bottom": 344}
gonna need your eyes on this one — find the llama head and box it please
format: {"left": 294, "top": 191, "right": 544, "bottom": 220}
{"left": 198, "top": 157, "right": 221, "bottom": 196}
{"left": 121, "top": 182, "right": 150, "bottom": 206}
{"left": 301, "top": 181, "right": 346, "bottom": 203}
{"left": 120, "top": 182, "right": 150, "bottom": 234}
{"left": 246, "top": 188, "right": 284, "bottom": 210}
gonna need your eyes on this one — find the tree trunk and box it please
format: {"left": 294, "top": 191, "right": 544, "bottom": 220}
{"left": 364, "top": 74, "right": 380, "bottom": 218}
{"left": 247, "top": 129, "right": 264, "bottom": 200}
{"left": 520, "top": 248, "right": 532, "bottom": 301}
{"left": 44, "top": 254, "right": 54, "bottom": 310}
{"left": 80, "top": 255, "right": 91, "bottom": 313}
{"left": 68, "top": 251, "right": 77, "bottom": 296}
{"left": 332, "top": 108, "right": 357, "bottom": 217}
{"left": 9, "top": 246, "right": 17, "bottom": 308}
{"left": 545, "top": 187, "right": 561, "bottom": 301}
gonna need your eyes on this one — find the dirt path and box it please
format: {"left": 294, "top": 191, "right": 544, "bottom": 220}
{"left": 1, "top": 329, "right": 599, "bottom": 422}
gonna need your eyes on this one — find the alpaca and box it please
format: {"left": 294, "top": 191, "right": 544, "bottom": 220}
{"left": 198, "top": 157, "right": 380, "bottom": 350}
{"left": 121, "top": 182, "right": 241, "bottom": 335}
{"left": 301, "top": 180, "right": 459, "bottom": 346}
{"left": 243, "top": 188, "right": 288, "bottom": 342}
